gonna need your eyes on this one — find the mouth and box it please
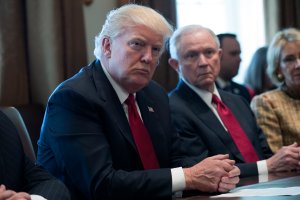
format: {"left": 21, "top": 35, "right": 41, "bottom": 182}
{"left": 134, "top": 68, "right": 150, "bottom": 75}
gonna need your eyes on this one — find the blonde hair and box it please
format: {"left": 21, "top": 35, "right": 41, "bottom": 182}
{"left": 267, "top": 28, "right": 300, "bottom": 86}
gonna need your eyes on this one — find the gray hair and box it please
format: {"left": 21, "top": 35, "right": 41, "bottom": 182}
{"left": 94, "top": 4, "right": 173, "bottom": 59}
{"left": 267, "top": 27, "right": 300, "bottom": 86}
{"left": 169, "top": 25, "right": 220, "bottom": 60}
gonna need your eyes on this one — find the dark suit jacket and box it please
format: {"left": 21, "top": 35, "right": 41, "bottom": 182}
{"left": 168, "top": 80, "right": 273, "bottom": 177}
{"left": 37, "top": 60, "right": 185, "bottom": 200}
{"left": 216, "top": 80, "right": 253, "bottom": 103}
{"left": 0, "top": 111, "right": 70, "bottom": 200}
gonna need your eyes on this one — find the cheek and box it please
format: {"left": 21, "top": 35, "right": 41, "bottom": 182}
{"left": 280, "top": 65, "right": 290, "bottom": 76}
{"left": 211, "top": 59, "right": 221, "bottom": 75}
{"left": 183, "top": 65, "right": 198, "bottom": 81}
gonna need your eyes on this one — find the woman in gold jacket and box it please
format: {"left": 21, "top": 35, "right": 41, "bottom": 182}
{"left": 251, "top": 28, "right": 300, "bottom": 153}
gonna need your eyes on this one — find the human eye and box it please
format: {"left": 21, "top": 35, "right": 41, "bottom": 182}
{"left": 282, "top": 55, "right": 297, "bottom": 63}
{"left": 204, "top": 48, "right": 216, "bottom": 58}
{"left": 152, "top": 46, "right": 162, "bottom": 56}
{"left": 184, "top": 51, "right": 198, "bottom": 60}
{"left": 128, "top": 39, "right": 145, "bottom": 50}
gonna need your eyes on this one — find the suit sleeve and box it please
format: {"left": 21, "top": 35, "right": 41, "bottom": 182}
{"left": 23, "top": 156, "right": 71, "bottom": 200}
{"left": 38, "top": 88, "right": 172, "bottom": 200}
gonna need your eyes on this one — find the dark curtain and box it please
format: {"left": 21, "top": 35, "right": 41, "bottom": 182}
{"left": 0, "top": 0, "right": 87, "bottom": 106}
{"left": 278, "top": 0, "right": 300, "bottom": 29}
{"left": 118, "top": 0, "right": 178, "bottom": 92}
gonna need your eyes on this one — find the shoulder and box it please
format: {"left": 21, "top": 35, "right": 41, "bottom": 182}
{"left": 48, "top": 60, "right": 103, "bottom": 104}
{"left": 143, "top": 81, "right": 168, "bottom": 100}
{"left": 230, "top": 81, "right": 248, "bottom": 90}
{"left": 251, "top": 89, "right": 283, "bottom": 105}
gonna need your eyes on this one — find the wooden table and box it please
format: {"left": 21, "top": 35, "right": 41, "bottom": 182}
{"left": 179, "top": 171, "right": 300, "bottom": 200}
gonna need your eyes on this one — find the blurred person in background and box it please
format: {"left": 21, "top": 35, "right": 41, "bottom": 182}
{"left": 251, "top": 28, "right": 300, "bottom": 153}
{"left": 216, "top": 33, "right": 255, "bottom": 103}
{"left": 245, "top": 46, "right": 275, "bottom": 95}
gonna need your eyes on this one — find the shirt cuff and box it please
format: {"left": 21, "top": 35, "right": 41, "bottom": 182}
{"left": 257, "top": 160, "right": 269, "bottom": 182}
{"left": 171, "top": 167, "right": 186, "bottom": 192}
{"left": 30, "top": 194, "right": 47, "bottom": 200}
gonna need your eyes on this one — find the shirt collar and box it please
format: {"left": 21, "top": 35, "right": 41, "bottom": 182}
{"left": 216, "top": 77, "right": 230, "bottom": 88}
{"left": 182, "top": 78, "right": 221, "bottom": 105}
{"left": 101, "top": 64, "right": 131, "bottom": 104}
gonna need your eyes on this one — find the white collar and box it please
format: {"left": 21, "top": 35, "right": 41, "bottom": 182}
{"left": 101, "top": 64, "right": 131, "bottom": 104}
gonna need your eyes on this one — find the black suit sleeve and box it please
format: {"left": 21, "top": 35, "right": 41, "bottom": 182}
{"left": 23, "top": 157, "right": 70, "bottom": 200}
{"left": 0, "top": 111, "right": 70, "bottom": 200}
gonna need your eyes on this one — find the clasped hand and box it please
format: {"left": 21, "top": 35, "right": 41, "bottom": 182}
{"left": 184, "top": 154, "right": 240, "bottom": 193}
{"left": 267, "top": 142, "right": 300, "bottom": 172}
{"left": 0, "top": 184, "right": 31, "bottom": 200}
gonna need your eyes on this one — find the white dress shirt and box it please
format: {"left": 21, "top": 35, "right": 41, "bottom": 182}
{"left": 101, "top": 64, "right": 186, "bottom": 193}
{"left": 182, "top": 79, "right": 268, "bottom": 177}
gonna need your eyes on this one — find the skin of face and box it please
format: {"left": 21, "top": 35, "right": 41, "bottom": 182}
{"left": 219, "top": 37, "right": 241, "bottom": 81}
{"left": 169, "top": 29, "right": 222, "bottom": 92}
{"left": 279, "top": 41, "right": 300, "bottom": 90}
{"left": 102, "top": 25, "right": 163, "bottom": 93}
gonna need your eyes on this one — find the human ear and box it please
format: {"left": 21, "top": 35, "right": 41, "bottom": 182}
{"left": 168, "top": 58, "right": 179, "bottom": 72}
{"left": 102, "top": 37, "right": 111, "bottom": 58}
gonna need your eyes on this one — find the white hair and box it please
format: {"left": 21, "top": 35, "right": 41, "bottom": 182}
{"left": 94, "top": 4, "right": 173, "bottom": 60}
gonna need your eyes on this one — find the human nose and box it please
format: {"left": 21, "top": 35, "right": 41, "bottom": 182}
{"left": 198, "top": 54, "right": 208, "bottom": 66}
{"left": 141, "top": 47, "right": 153, "bottom": 64}
{"left": 297, "top": 57, "right": 300, "bottom": 66}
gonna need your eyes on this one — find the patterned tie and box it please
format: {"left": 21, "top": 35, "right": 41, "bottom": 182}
{"left": 212, "top": 94, "right": 259, "bottom": 162}
{"left": 125, "top": 94, "right": 159, "bottom": 169}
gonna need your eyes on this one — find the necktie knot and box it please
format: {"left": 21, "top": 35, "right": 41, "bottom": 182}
{"left": 125, "top": 94, "right": 135, "bottom": 106}
{"left": 212, "top": 94, "right": 221, "bottom": 104}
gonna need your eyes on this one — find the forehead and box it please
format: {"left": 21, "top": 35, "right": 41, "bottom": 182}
{"left": 117, "top": 25, "right": 164, "bottom": 45}
{"left": 221, "top": 37, "right": 240, "bottom": 50}
{"left": 281, "top": 41, "right": 300, "bottom": 55}
{"left": 178, "top": 30, "right": 217, "bottom": 51}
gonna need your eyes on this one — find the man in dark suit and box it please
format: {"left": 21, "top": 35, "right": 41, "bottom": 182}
{"left": 216, "top": 33, "right": 255, "bottom": 103}
{"left": 37, "top": 4, "right": 240, "bottom": 200}
{"left": 168, "top": 25, "right": 300, "bottom": 177}
{"left": 0, "top": 110, "right": 70, "bottom": 200}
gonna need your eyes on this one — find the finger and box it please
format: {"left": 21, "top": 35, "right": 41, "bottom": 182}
{"left": 218, "top": 182, "right": 236, "bottom": 193}
{"left": 284, "top": 143, "right": 300, "bottom": 152}
{"left": 228, "top": 166, "right": 241, "bottom": 177}
{"left": 221, "top": 176, "right": 240, "bottom": 184}
{"left": 209, "top": 154, "right": 229, "bottom": 160}
{"left": 8, "top": 192, "right": 31, "bottom": 200}
{"left": 0, "top": 184, "right": 5, "bottom": 192}
{"left": 288, "top": 142, "right": 298, "bottom": 147}
{"left": 0, "top": 190, "right": 16, "bottom": 199}
{"left": 219, "top": 160, "right": 236, "bottom": 172}
{"left": 223, "top": 159, "right": 235, "bottom": 165}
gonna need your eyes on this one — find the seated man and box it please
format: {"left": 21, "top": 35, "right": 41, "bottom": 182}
{"left": 168, "top": 25, "right": 300, "bottom": 177}
{"left": 37, "top": 4, "right": 239, "bottom": 200}
{"left": 0, "top": 110, "right": 70, "bottom": 200}
{"left": 216, "top": 33, "right": 255, "bottom": 103}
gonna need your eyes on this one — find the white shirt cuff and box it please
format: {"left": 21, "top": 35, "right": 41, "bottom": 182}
{"left": 30, "top": 195, "right": 47, "bottom": 200}
{"left": 257, "top": 160, "right": 269, "bottom": 182}
{"left": 171, "top": 167, "right": 186, "bottom": 192}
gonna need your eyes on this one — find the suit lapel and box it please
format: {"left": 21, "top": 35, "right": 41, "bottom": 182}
{"left": 176, "top": 81, "right": 245, "bottom": 162}
{"left": 92, "top": 61, "right": 136, "bottom": 150}
{"left": 136, "top": 91, "right": 167, "bottom": 165}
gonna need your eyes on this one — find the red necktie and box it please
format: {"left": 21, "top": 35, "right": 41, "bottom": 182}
{"left": 125, "top": 94, "right": 160, "bottom": 169}
{"left": 212, "top": 94, "right": 259, "bottom": 162}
